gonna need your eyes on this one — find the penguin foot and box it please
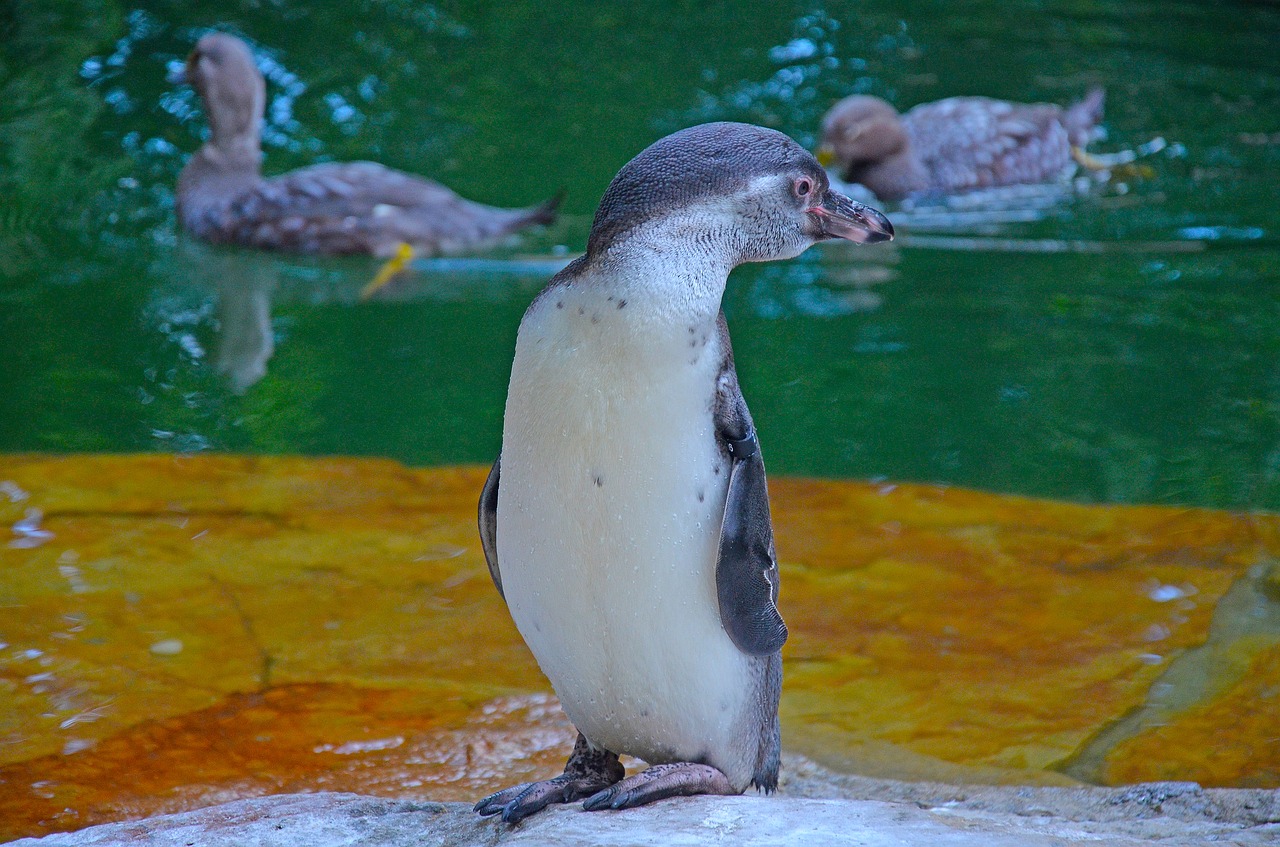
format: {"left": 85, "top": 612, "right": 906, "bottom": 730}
{"left": 474, "top": 733, "right": 623, "bottom": 824}
{"left": 581, "top": 762, "right": 736, "bottom": 811}
{"left": 474, "top": 773, "right": 617, "bottom": 824}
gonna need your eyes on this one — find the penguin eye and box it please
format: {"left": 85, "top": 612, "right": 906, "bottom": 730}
{"left": 792, "top": 177, "right": 814, "bottom": 200}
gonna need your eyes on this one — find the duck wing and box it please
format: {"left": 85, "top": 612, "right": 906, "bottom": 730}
{"left": 224, "top": 162, "right": 556, "bottom": 256}
{"left": 905, "top": 97, "right": 1076, "bottom": 193}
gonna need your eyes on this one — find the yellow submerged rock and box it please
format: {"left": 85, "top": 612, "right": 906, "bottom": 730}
{"left": 0, "top": 454, "right": 1276, "bottom": 838}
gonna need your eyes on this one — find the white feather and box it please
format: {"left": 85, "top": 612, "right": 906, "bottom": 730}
{"left": 495, "top": 217, "right": 758, "bottom": 787}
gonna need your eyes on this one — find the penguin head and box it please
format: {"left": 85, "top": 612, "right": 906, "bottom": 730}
{"left": 171, "top": 33, "right": 266, "bottom": 147}
{"left": 587, "top": 122, "right": 892, "bottom": 266}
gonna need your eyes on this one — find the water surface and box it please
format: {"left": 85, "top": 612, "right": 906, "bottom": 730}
{"left": 2, "top": 0, "right": 1278, "bottom": 509}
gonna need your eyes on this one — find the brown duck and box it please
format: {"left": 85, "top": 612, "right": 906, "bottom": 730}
{"left": 172, "top": 33, "right": 559, "bottom": 257}
{"left": 817, "top": 88, "right": 1105, "bottom": 201}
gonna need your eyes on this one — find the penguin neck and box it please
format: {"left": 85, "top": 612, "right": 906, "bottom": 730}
{"left": 585, "top": 213, "right": 741, "bottom": 332}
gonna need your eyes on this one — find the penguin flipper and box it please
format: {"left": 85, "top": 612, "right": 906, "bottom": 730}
{"left": 714, "top": 354, "right": 788, "bottom": 656}
{"left": 478, "top": 456, "right": 503, "bottom": 598}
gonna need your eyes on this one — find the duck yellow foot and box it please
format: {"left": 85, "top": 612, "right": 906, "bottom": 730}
{"left": 1073, "top": 137, "right": 1167, "bottom": 173}
{"left": 360, "top": 242, "right": 415, "bottom": 300}
{"left": 1071, "top": 146, "right": 1113, "bottom": 172}
{"left": 581, "top": 762, "right": 736, "bottom": 811}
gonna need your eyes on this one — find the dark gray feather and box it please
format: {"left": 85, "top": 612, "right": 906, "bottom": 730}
{"left": 749, "top": 652, "right": 783, "bottom": 790}
{"left": 478, "top": 456, "right": 503, "bottom": 598}
{"left": 713, "top": 317, "right": 788, "bottom": 656}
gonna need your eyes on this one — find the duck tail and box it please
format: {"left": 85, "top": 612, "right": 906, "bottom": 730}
{"left": 1065, "top": 87, "right": 1106, "bottom": 146}
{"left": 518, "top": 189, "right": 565, "bottom": 228}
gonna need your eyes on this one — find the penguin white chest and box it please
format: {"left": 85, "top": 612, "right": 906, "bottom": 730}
{"left": 496, "top": 285, "right": 752, "bottom": 770}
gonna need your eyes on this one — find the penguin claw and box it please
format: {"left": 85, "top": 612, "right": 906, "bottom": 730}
{"left": 476, "top": 733, "right": 625, "bottom": 823}
{"left": 581, "top": 786, "right": 620, "bottom": 812}
{"left": 582, "top": 762, "right": 736, "bottom": 812}
{"left": 474, "top": 780, "right": 559, "bottom": 824}
{"left": 473, "top": 784, "right": 526, "bottom": 817}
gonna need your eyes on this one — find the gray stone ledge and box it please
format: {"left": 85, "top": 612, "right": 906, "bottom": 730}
{"left": 7, "top": 782, "right": 1279, "bottom": 847}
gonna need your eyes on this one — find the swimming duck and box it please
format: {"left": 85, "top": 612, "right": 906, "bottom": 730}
{"left": 817, "top": 88, "right": 1105, "bottom": 201}
{"left": 172, "top": 33, "right": 559, "bottom": 257}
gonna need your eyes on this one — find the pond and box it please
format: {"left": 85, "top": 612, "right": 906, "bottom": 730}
{"left": 3, "top": 0, "right": 1278, "bottom": 508}
{"left": 1, "top": 0, "right": 1279, "bottom": 837}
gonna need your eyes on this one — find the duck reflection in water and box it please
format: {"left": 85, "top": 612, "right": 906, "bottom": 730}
{"left": 213, "top": 260, "right": 276, "bottom": 394}
{"left": 201, "top": 252, "right": 579, "bottom": 394}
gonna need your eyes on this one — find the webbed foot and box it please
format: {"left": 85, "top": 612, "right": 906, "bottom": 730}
{"left": 1071, "top": 146, "right": 1113, "bottom": 172}
{"left": 360, "top": 242, "right": 415, "bottom": 300}
{"left": 474, "top": 732, "right": 623, "bottom": 824}
{"left": 581, "top": 761, "right": 736, "bottom": 811}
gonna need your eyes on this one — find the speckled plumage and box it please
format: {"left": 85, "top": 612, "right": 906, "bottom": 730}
{"left": 819, "top": 89, "right": 1105, "bottom": 201}
{"left": 173, "top": 33, "right": 557, "bottom": 257}
{"left": 473, "top": 123, "right": 891, "bottom": 823}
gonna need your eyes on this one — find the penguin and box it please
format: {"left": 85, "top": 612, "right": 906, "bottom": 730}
{"left": 474, "top": 122, "right": 893, "bottom": 824}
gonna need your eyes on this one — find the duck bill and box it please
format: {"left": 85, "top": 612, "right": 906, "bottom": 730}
{"left": 810, "top": 190, "right": 894, "bottom": 244}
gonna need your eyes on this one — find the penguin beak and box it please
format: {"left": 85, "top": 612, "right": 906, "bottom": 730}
{"left": 809, "top": 190, "right": 894, "bottom": 244}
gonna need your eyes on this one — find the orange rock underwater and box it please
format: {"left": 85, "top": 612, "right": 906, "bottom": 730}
{"left": 1, "top": 454, "right": 1276, "bottom": 838}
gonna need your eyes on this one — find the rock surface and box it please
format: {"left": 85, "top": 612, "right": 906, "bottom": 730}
{"left": 4, "top": 456, "right": 1279, "bottom": 840}
{"left": 6, "top": 783, "right": 1279, "bottom": 847}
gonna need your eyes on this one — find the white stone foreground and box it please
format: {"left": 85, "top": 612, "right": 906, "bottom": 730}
{"left": 7, "top": 778, "right": 1280, "bottom": 847}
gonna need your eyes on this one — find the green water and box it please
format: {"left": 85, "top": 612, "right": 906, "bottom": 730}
{"left": 1, "top": 0, "right": 1279, "bottom": 509}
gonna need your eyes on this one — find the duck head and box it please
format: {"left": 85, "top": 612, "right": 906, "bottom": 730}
{"left": 171, "top": 33, "right": 266, "bottom": 154}
{"left": 817, "top": 95, "right": 910, "bottom": 185}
